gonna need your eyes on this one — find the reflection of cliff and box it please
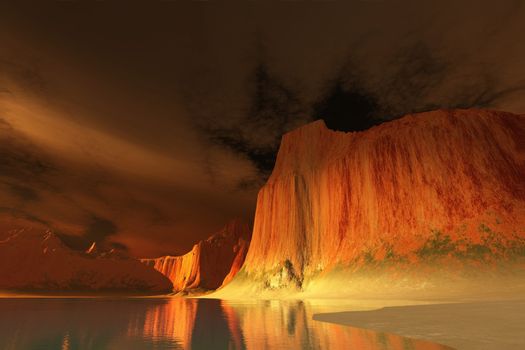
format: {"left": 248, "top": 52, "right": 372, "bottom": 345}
{"left": 0, "top": 298, "right": 173, "bottom": 349}
{"left": 218, "top": 110, "right": 525, "bottom": 297}
{"left": 0, "top": 297, "right": 477, "bottom": 350}
{"left": 131, "top": 298, "right": 453, "bottom": 350}
{"left": 139, "top": 298, "right": 198, "bottom": 346}
{"left": 0, "top": 228, "right": 172, "bottom": 293}
{"left": 141, "top": 220, "right": 250, "bottom": 292}
{"left": 130, "top": 298, "right": 241, "bottom": 349}
{"left": 221, "top": 300, "right": 453, "bottom": 350}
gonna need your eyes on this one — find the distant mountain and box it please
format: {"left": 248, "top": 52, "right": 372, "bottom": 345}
{"left": 215, "top": 109, "right": 525, "bottom": 298}
{"left": 141, "top": 220, "right": 251, "bottom": 293}
{"left": 0, "top": 228, "right": 173, "bottom": 294}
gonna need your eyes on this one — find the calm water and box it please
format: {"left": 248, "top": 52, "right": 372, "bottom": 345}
{"left": 0, "top": 297, "right": 452, "bottom": 350}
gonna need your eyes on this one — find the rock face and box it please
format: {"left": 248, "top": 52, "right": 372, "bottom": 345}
{"left": 218, "top": 109, "right": 525, "bottom": 297}
{"left": 0, "top": 228, "right": 173, "bottom": 294}
{"left": 141, "top": 220, "right": 251, "bottom": 292}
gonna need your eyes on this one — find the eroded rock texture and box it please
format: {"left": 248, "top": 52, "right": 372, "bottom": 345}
{"left": 229, "top": 109, "right": 525, "bottom": 295}
{"left": 141, "top": 220, "right": 251, "bottom": 292}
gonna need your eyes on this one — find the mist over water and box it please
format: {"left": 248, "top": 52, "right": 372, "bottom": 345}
{"left": 0, "top": 297, "right": 451, "bottom": 350}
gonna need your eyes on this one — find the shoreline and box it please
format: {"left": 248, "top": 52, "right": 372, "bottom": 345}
{"left": 312, "top": 299, "right": 525, "bottom": 350}
{"left": 2, "top": 294, "right": 523, "bottom": 349}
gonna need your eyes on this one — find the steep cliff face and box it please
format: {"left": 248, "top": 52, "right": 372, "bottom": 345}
{"left": 218, "top": 109, "right": 525, "bottom": 297}
{"left": 141, "top": 220, "right": 251, "bottom": 292}
{"left": 0, "top": 228, "right": 173, "bottom": 294}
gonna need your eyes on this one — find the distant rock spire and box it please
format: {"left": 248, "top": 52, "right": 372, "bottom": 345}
{"left": 86, "top": 242, "right": 97, "bottom": 254}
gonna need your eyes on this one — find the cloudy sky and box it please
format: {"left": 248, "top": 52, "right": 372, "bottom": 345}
{"left": 0, "top": 0, "right": 524, "bottom": 257}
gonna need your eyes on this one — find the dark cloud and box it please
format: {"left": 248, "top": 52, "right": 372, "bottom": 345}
{"left": 202, "top": 35, "right": 525, "bottom": 186}
{"left": 313, "top": 69, "right": 381, "bottom": 132}
{"left": 315, "top": 41, "right": 525, "bottom": 130}
{"left": 84, "top": 215, "right": 117, "bottom": 243}
{"left": 5, "top": 183, "right": 39, "bottom": 201}
{"left": 57, "top": 215, "right": 119, "bottom": 251}
{"left": 200, "top": 35, "right": 525, "bottom": 188}
{"left": 370, "top": 42, "right": 525, "bottom": 118}
{"left": 373, "top": 42, "right": 450, "bottom": 117}
{"left": 0, "top": 207, "right": 49, "bottom": 226}
{"left": 109, "top": 241, "right": 128, "bottom": 252}
{"left": 48, "top": 233, "right": 82, "bottom": 250}
{"left": 0, "top": 117, "right": 54, "bottom": 179}
{"left": 202, "top": 61, "right": 310, "bottom": 185}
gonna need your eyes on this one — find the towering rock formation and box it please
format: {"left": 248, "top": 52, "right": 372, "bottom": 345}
{"left": 141, "top": 220, "right": 251, "bottom": 292}
{"left": 216, "top": 109, "right": 525, "bottom": 298}
{"left": 0, "top": 227, "right": 173, "bottom": 294}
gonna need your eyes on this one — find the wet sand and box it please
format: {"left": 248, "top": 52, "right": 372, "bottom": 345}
{"left": 313, "top": 300, "right": 525, "bottom": 350}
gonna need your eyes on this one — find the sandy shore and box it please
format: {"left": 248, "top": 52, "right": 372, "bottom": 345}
{"left": 313, "top": 299, "right": 525, "bottom": 350}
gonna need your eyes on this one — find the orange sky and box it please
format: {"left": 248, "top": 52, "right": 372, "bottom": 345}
{"left": 0, "top": 78, "right": 257, "bottom": 257}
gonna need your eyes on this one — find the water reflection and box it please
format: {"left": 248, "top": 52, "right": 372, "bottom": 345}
{"left": 0, "top": 298, "right": 452, "bottom": 350}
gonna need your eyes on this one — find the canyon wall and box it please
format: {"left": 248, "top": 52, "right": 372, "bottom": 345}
{"left": 0, "top": 227, "right": 173, "bottom": 293}
{"left": 217, "top": 109, "right": 525, "bottom": 297}
{"left": 141, "top": 220, "right": 250, "bottom": 292}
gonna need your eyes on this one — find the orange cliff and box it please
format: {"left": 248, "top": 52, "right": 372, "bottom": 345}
{"left": 141, "top": 220, "right": 251, "bottom": 293}
{"left": 215, "top": 109, "right": 525, "bottom": 298}
{"left": 0, "top": 227, "right": 173, "bottom": 294}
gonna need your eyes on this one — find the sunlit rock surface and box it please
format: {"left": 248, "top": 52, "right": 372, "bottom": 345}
{"left": 216, "top": 109, "right": 525, "bottom": 298}
{"left": 0, "top": 228, "right": 173, "bottom": 293}
{"left": 141, "top": 220, "right": 251, "bottom": 293}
